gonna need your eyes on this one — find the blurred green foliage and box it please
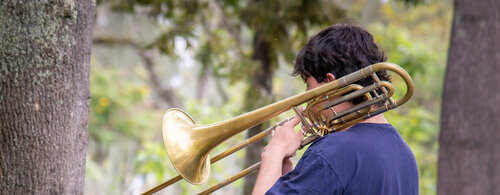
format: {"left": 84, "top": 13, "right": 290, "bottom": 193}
{"left": 89, "top": 66, "right": 158, "bottom": 142}
{"left": 87, "top": 0, "right": 452, "bottom": 194}
{"left": 367, "top": 3, "right": 450, "bottom": 192}
{"left": 87, "top": 64, "right": 165, "bottom": 194}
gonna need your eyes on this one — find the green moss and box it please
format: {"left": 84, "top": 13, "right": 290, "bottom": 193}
{"left": 2, "top": 1, "right": 81, "bottom": 86}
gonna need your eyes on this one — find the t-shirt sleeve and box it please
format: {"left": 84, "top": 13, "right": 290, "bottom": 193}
{"left": 265, "top": 149, "right": 344, "bottom": 195}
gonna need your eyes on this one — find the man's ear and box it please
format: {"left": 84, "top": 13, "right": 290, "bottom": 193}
{"left": 325, "top": 73, "right": 336, "bottom": 82}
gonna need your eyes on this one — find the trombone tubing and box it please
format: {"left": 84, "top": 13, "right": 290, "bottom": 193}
{"left": 198, "top": 162, "right": 262, "bottom": 195}
{"left": 200, "top": 129, "right": 324, "bottom": 194}
{"left": 142, "top": 117, "right": 293, "bottom": 195}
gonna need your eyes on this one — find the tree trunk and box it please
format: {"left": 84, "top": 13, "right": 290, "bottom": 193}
{"left": 0, "top": 0, "right": 95, "bottom": 194}
{"left": 438, "top": 0, "right": 500, "bottom": 195}
{"left": 243, "top": 29, "right": 274, "bottom": 195}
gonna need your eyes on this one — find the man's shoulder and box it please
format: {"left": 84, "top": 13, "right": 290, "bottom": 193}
{"left": 307, "top": 123, "right": 403, "bottom": 157}
{"left": 311, "top": 123, "right": 390, "bottom": 146}
{"left": 309, "top": 131, "right": 351, "bottom": 149}
{"left": 306, "top": 130, "right": 357, "bottom": 159}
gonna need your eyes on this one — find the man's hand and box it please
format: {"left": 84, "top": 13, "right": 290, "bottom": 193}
{"left": 253, "top": 114, "right": 304, "bottom": 195}
{"left": 263, "top": 116, "right": 304, "bottom": 160}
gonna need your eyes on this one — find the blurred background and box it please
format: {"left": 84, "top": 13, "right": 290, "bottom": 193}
{"left": 86, "top": 0, "right": 452, "bottom": 194}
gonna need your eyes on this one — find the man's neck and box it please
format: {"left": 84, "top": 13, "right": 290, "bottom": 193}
{"left": 361, "top": 113, "right": 388, "bottom": 124}
{"left": 336, "top": 114, "right": 388, "bottom": 132}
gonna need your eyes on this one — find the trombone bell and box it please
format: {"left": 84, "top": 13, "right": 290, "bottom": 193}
{"left": 162, "top": 109, "right": 210, "bottom": 184}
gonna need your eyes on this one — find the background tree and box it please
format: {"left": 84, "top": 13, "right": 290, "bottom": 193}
{"left": 0, "top": 0, "right": 95, "bottom": 194}
{"left": 438, "top": 0, "right": 500, "bottom": 194}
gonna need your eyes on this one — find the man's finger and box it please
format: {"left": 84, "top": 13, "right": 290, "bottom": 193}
{"left": 285, "top": 115, "right": 301, "bottom": 127}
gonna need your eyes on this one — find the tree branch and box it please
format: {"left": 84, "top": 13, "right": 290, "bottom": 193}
{"left": 211, "top": 0, "right": 241, "bottom": 45}
{"left": 92, "top": 36, "right": 182, "bottom": 108}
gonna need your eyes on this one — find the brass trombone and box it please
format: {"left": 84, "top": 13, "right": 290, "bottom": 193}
{"left": 143, "top": 62, "right": 414, "bottom": 194}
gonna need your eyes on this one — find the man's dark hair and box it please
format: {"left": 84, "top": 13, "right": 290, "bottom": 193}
{"left": 293, "top": 23, "right": 390, "bottom": 104}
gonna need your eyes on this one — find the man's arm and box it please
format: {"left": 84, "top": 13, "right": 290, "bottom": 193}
{"left": 252, "top": 116, "right": 303, "bottom": 195}
{"left": 252, "top": 149, "right": 287, "bottom": 195}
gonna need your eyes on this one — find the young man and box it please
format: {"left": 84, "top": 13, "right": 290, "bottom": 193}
{"left": 252, "top": 24, "right": 419, "bottom": 194}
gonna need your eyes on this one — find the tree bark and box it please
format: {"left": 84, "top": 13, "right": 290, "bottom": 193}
{"left": 438, "top": 0, "right": 500, "bottom": 194}
{"left": 0, "top": 0, "right": 94, "bottom": 194}
{"left": 243, "top": 29, "right": 274, "bottom": 195}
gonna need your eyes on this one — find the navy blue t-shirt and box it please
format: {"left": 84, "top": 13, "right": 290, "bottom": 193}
{"left": 266, "top": 123, "right": 419, "bottom": 195}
